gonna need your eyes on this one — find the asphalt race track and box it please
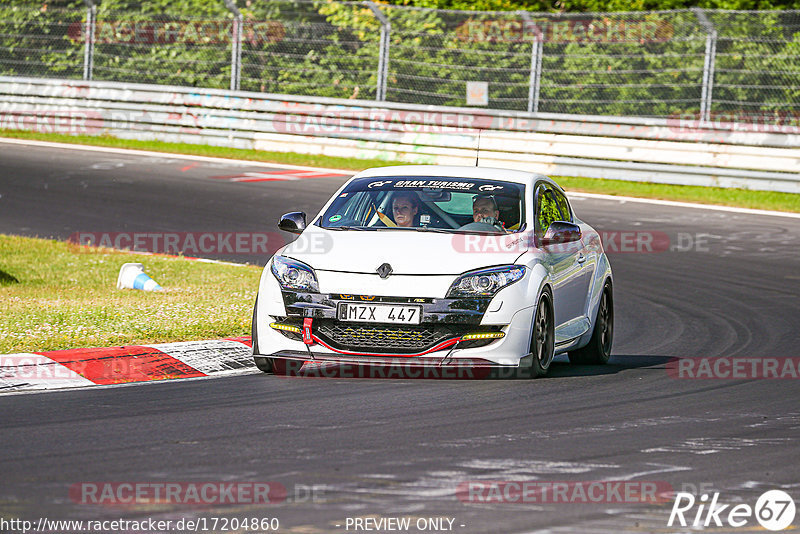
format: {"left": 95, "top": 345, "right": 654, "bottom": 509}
{"left": 1, "top": 140, "right": 799, "bottom": 533}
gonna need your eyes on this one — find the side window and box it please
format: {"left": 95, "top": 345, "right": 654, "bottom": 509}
{"left": 536, "top": 184, "right": 560, "bottom": 236}
{"left": 552, "top": 189, "right": 571, "bottom": 223}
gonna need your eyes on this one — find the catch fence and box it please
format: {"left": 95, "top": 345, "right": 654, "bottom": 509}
{"left": 1, "top": 2, "right": 798, "bottom": 124}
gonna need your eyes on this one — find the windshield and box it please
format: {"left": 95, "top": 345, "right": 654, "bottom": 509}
{"left": 318, "top": 176, "right": 526, "bottom": 234}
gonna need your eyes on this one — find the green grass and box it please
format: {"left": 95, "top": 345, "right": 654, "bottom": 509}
{"left": 555, "top": 176, "right": 800, "bottom": 213}
{"left": 0, "top": 234, "right": 261, "bottom": 353}
{"left": 2, "top": 128, "right": 798, "bottom": 213}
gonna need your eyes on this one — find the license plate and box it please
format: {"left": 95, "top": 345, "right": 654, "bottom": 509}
{"left": 338, "top": 303, "right": 422, "bottom": 324}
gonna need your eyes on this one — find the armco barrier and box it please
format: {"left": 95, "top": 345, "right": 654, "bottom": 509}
{"left": 0, "top": 77, "right": 798, "bottom": 193}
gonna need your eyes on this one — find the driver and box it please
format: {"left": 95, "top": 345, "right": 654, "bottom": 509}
{"left": 392, "top": 192, "right": 420, "bottom": 227}
{"left": 473, "top": 195, "right": 505, "bottom": 230}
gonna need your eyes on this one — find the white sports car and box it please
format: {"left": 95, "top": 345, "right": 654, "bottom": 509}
{"left": 252, "top": 165, "right": 612, "bottom": 378}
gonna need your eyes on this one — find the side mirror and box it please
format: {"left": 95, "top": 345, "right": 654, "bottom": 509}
{"left": 540, "top": 221, "right": 581, "bottom": 247}
{"left": 278, "top": 212, "right": 306, "bottom": 234}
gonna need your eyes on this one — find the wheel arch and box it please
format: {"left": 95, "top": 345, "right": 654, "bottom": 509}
{"left": 576, "top": 271, "right": 613, "bottom": 350}
{"left": 526, "top": 281, "right": 555, "bottom": 377}
{"left": 527, "top": 262, "right": 554, "bottom": 345}
{"left": 251, "top": 294, "right": 260, "bottom": 356}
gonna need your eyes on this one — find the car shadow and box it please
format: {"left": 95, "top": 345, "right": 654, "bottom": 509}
{"left": 274, "top": 354, "right": 673, "bottom": 380}
{"left": 543, "top": 354, "right": 674, "bottom": 379}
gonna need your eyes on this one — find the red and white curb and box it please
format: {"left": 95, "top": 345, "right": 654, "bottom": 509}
{"left": 0, "top": 337, "right": 256, "bottom": 394}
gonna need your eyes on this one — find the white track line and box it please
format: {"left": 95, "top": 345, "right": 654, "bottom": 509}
{"left": 1, "top": 136, "right": 797, "bottom": 219}
{"left": 568, "top": 191, "right": 800, "bottom": 219}
{"left": 0, "top": 137, "right": 352, "bottom": 174}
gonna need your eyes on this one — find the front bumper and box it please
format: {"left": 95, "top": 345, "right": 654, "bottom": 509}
{"left": 265, "top": 352, "right": 529, "bottom": 379}
{"left": 257, "top": 289, "right": 535, "bottom": 367}
{"left": 275, "top": 291, "right": 502, "bottom": 356}
{"left": 282, "top": 291, "right": 490, "bottom": 323}
{"left": 267, "top": 350, "right": 503, "bottom": 368}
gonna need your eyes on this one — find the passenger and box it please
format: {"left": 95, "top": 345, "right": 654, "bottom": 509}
{"left": 392, "top": 192, "right": 420, "bottom": 227}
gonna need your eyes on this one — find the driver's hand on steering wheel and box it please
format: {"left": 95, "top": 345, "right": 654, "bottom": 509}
{"left": 478, "top": 216, "right": 506, "bottom": 232}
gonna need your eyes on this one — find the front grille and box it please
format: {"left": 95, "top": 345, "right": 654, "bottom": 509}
{"left": 315, "top": 321, "right": 470, "bottom": 354}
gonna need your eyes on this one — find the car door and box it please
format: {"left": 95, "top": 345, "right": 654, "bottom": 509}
{"left": 551, "top": 187, "right": 595, "bottom": 320}
{"left": 534, "top": 183, "right": 589, "bottom": 329}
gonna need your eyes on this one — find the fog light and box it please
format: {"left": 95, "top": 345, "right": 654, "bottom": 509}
{"left": 461, "top": 332, "right": 505, "bottom": 341}
{"left": 270, "top": 322, "right": 302, "bottom": 334}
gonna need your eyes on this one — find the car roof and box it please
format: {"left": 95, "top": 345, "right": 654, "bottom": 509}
{"left": 352, "top": 165, "right": 558, "bottom": 188}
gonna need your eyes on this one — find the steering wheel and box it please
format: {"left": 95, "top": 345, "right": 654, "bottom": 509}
{"left": 457, "top": 221, "right": 505, "bottom": 233}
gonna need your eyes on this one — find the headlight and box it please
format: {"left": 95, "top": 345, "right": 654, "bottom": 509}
{"left": 271, "top": 256, "right": 319, "bottom": 292}
{"left": 447, "top": 265, "right": 526, "bottom": 298}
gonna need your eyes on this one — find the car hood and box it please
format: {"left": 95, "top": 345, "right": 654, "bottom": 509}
{"left": 280, "top": 226, "right": 530, "bottom": 275}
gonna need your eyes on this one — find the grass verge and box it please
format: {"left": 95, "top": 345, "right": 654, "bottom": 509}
{"left": 2, "top": 129, "right": 798, "bottom": 213}
{"left": 0, "top": 234, "right": 261, "bottom": 353}
{"left": 555, "top": 176, "right": 800, "bottom": 213}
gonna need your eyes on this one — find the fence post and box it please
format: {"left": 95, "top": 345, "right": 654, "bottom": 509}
{"left": 223, "top": 0, "right": 243, "bottom": 91}
{"left": 82, "top": 0, "right": 96, "bottom": 81}
{"left": 693, "top": 8, "right": 717, "bottom": 123}
{"left": 365, "top": 1, "right": 390, "bottom": 101}
{"left": 518, "top": 11, "right": 543, "bottom": 114}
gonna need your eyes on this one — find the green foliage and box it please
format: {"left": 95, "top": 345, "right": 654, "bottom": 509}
{"left": 0, "top": 1, "right": 85, "bottom": 78}
{"left": 413, "top": 0, "right": 800, "bottom": 10}
{"left": 0, "top": 1, "right": 797, "bottom": 118}
{"left": 91, "top": 0, "right": 231, "bottom": 88}
{"left": 536, "top": 187, "right": 562, "bottom": 233}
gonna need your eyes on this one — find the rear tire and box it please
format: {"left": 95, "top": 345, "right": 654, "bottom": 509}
{"left": 251, "top": 297, "right": 273, "bottom": 374}
{"left": 529, "top": 288, "right": 555, "bottom": 378}
{"left": 569, "top": 282, "right": 613, "bottom": 365}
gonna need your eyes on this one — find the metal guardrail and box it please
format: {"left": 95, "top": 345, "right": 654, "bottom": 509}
{"left": 0, "top": 77, "right": 798, "bottom": 193}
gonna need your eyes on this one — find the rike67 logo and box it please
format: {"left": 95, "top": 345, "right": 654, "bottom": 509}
{"left": 669, "top": 490, "right": 796, "bottom": 531}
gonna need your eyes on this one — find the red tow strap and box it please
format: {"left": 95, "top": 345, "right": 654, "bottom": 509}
{"left": 302, "top": 318, "right": 314, "bottom": 345}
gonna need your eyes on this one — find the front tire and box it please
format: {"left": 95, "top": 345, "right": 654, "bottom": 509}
{"left": 251, "top": 297, "right": 273, "bottom": 374}
{"left": 569, "top": 282, "right": 613, "bottom": 365}
{"left": 254, "top": 356, "right": 273, "bottom": 373}
{"left": 529, "top": 288, "right": 555, "bottom": 378}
